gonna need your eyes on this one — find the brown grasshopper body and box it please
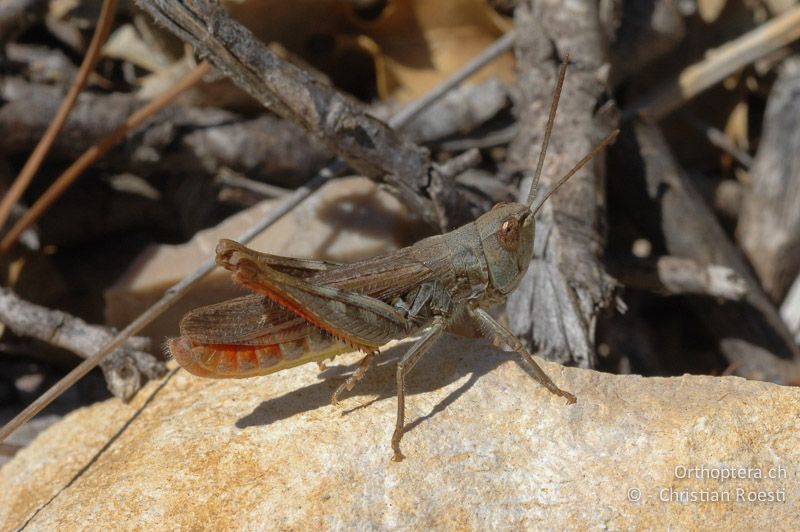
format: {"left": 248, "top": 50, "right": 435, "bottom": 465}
{"left": 171, "top": 202, "right": 533, "bottom": 377}
{"left": 169, "top": 60, "right": 617, "bottom": 460}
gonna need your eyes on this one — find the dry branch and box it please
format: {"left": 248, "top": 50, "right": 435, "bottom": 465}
{"left": 623, "top": 5, "right": 800, "bottom": 121}
{"left": 134, "top": 0, "right": 473, "bottom": 230}
{"left": 609, "top": 255, "right": 748, "bottom": 301}
{"left": 609, "top": 121, "right": 800, "bottom": 384}
{"left": 395, "top": 78, "right": 509, "bottom": 144}
{"left": 0, "top": 288, "right": 166, "bottom": 400}
{"left": 679, "top": 112, "right": 754, "bottom": 169}
{"left": 0, "top": 61, "right": 211, "bottom": 255}
{"left": 216, "top": 169, "right": 291, "bottom": 200}
{"left": 504, "top": 0, "right": 618, "bottom": 368}
{"left": 737, "top": 55, "right": 800, "bottom": 302}
{"left": 0, "top": 77, "right": 507, "bottom": 188}
{"left": 0, "top": 79, "right": 331, "bottom": 187}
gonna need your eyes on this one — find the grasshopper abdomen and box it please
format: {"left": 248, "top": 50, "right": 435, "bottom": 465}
{"left": 169, "top": 328, "right": 349, "bottom": 379}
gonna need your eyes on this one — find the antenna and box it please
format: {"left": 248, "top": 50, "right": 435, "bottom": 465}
{"left": 532, "top": 129, "right": 620, "bottom": 215}
{"left": 526, "top": 53, "right": 570, "bottom": 207}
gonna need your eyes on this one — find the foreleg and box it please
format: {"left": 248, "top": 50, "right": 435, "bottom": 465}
{"left": 470, "top": 307, "right": 576, "bottom": 404}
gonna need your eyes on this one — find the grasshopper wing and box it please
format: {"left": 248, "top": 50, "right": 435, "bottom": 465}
{"left": 174, "top": 293, "right": 350, "bottom": 379}
{"left": 180, "top": 240, "right": 346, "bottom": 345}
{"left": 218, "top": 241, "right": 411, "bottom": 350}
{"left": 172, "top": 242, "right": 437, "bottom": 378}
{"left": 178, "top": 294, "right": 310, "bottom": 345}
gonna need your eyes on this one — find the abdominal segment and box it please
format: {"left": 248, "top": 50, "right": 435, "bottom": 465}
{"left": 169, "top": 329, "right": 349, "bottom": 378}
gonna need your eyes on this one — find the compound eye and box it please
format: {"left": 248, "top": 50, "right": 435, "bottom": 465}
{"left": 498, "top": 217, "right": 520, "bottom": 251}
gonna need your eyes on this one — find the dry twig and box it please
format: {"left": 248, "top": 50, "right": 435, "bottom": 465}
{"left": 623, "top": 5, "right": 800, "bottom": 121}
{"left": 0, "top": 288, "right": 165, "bottom": 400}
{"left": 609, "top": 255, "right": 748, "bottom": 301}
{"left": 0, "top": 0, "right": 117, "bottom": 231}
{"left": 679, "top": 112, "right": 754, "bottom": 168}
{"left": 0, "top": 61, "right": 212, "bottom": 255}
{"left": 0, "top": 77, "right": 509, "bottom": 191}
{"left": 505, "top": 0, "right": 618, "bottom": 368}
{"left": 134, "top": 0, "right": 474, "bottom": 230}
{"left": 609, "top": 121, "right": 800, "bottom": 384}
{"left": 737, "top": 55, "right": 800, "bottom": 301}
{"left": 393, "top": 78, "right": 510, "bottom": 144}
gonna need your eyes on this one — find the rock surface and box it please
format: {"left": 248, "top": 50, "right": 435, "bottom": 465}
{"left": 104, "top": 176, "right": 429, "bottom": 344}
{"left": 1, "top": 335, "right": 798, "bottom": 529}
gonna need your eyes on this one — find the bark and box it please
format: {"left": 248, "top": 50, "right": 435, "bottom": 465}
{"left": 737, "top": 55, "right": 800, "bottom": 302}
{"left": 398, "top": 78, "right": 509, "bottom": 144}
{"left": 505, "top": 0, "right": 619, "bottom": 368}
{"left": 0, "top": 79, "right": 331, "bottom": 188}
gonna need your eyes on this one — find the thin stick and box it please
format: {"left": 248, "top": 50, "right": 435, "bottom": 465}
{"left": 526, "top": 53, "right": 569, "bottom": 207}
{"left": 0, "top": 287, "right": 163, "bottom": 400}
{"left": 0, "top": 0, "right": 117, "bottom": 231}
{"left": 0, "top": 32, "right": 515, "bottom": 443}
{"left": 216, "top": 169, "right": 292, "bottom": 199}
{"left": 532, "top": 130, "right": 619, "bottom": 215}
{"left": 0, "top": 61, "right": 212, "bottom": 255}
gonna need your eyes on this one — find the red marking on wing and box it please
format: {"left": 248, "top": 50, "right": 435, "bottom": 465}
{"left": 168, "top": 337, "right": 284, "bottom": 378}
{"left": 248, "top": 282, "right": 372, "bottom": 352}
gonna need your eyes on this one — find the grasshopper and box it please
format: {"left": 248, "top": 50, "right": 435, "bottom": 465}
{"left": 168, "top": 60, "right": 618, "bottom": 461}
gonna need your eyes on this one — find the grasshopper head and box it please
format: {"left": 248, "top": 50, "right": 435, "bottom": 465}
{"left": 473, "top": 55, "right": 618, "bottom": 298}
{"left": 476, "top": 202, "right": 535, "bottom": 295}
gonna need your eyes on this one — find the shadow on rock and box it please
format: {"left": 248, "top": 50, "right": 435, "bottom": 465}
{"left": 235, "top": 334, "right": 516, "bottom": 432}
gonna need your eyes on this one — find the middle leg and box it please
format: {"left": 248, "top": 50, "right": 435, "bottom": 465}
{"left": 331, "top": 350, "right": 377, "bottom": 406}
{"left": 391, "top": 317, "right": 446, "bottom": 462}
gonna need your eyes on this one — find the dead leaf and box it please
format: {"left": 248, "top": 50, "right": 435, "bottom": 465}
{"left": 344, "top": 0, "right": 514, "bottom": 100}
{"left": 225, "top": 0, "right": 515, "bottom": 101}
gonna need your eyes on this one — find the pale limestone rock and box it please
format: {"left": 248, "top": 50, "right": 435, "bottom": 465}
{"left": 1, "top": 334, "right": 798, "bottom": 529}
{"left": 104, "top": 176, "right": 428, "bottom": 343}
